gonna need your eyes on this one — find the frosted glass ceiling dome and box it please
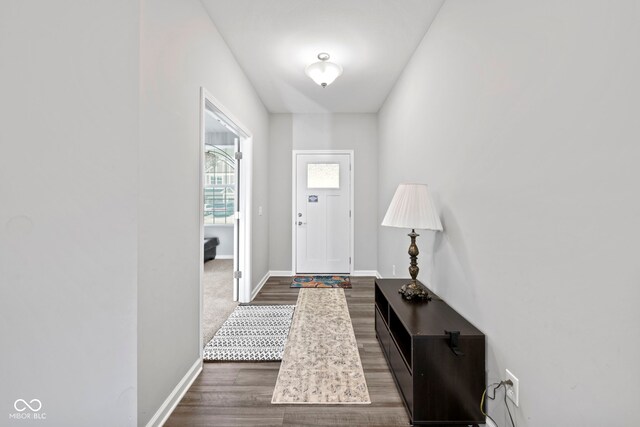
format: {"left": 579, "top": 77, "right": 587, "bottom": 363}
{"left": 305, "top": 53, "right": 343, "bottom": 88}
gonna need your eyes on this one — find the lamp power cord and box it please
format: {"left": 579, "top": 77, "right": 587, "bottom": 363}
{"left": 481, "top": 380, "right": 515, "bottom": 427}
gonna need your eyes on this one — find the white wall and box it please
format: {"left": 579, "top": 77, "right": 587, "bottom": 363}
{"left": 268, "top": 114, "right": 294, "bottom": 271}
{"left": 269, "top": 114, "right": 378, "bottom": 273}
{"left": 378, "top": 1, "right": 640, "bottom": 426}
{"left": 0, "top": 1, "right": 139, "bottom": 426}
{"left": 204, "top": 225, "right": 233, "bottom": 258}
{"left": 138, "top": 0, "right": 269, "bottom": 424}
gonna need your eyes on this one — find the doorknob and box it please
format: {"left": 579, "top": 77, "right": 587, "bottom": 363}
{"left": 298, "top": 221, "right": 307, "bottom": 226}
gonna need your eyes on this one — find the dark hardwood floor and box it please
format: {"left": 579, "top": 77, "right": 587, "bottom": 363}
{"left": 165, "top": 276, "right": 410, "bottom": 426}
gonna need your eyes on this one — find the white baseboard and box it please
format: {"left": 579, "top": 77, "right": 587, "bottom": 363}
{"left": 215, "top": 254, "right": 233, "bottom": 260}
{"left": 269, "top": 270, "right": 293, "bottom": 277}
{"left": 352, "top": 270, "right": 381, "bottom": 278}
{"left": 251, "top": 271, "right": 271, "bottom": 301}
{"left": 485, "top": 418, "right": 498, "bottom": 427}
{"left": 249, "top": 269, "right": 380, "bottom": 302}
{"left": 146, "top": 358, "right": 202, "bottom": 427}
{"left": 268, "top": 270, "right": 380, "bottom": 278}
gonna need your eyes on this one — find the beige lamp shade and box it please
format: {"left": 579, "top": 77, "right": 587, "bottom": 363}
{"left": 381, "top": 184, "right": 443, "bottom": 231}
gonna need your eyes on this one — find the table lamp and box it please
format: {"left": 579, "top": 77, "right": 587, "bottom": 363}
{"left": 381, "top": 184, "right": 443, "bottom": 301}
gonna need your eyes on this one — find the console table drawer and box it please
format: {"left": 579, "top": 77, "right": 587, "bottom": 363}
{"left": 374, "top": 307, "right": 391, "bottom": 357}
{"left": 388, "top": 335, "right": 414, "bottom": 415}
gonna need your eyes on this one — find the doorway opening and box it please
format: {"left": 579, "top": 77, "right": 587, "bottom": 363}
{"left": 292, "top": 150, "right": 354, "bottom": 275}
{"left": 200, "top": 89, "right": 253, "bottom": 352}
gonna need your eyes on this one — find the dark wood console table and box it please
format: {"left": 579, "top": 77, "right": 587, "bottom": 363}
{"left": 374, "top": 279, "right": 486, "bottom": 426}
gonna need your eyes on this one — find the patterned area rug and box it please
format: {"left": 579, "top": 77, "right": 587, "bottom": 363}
{"left": 290, "top": 275, "right": 351, "bottom": 288}
{"left": 203, "top": 305, "right": 295, "bottom": 362}
{"left": 272, "top": 289, "right": 371, "bottom": 404}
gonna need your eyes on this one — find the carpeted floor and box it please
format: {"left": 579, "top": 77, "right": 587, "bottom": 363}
{"left": 202, "top": 259, "right": 238, "bottom": 345}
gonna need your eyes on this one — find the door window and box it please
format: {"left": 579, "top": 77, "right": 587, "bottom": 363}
{"left": 204, "top": 145, "right": 236, "bottom": 225}
{"left": 307, "top": 163, "right": 340, "bottom": 189}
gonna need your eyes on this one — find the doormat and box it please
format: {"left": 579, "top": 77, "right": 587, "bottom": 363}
{"left": 203, "top": 304, "right": 295, "bottom": 362}
{"left": 290, "top": 275, "right": 351, "bottom": 288}
{"left": 272, "top": 289, "right": 371, "bottom": 404}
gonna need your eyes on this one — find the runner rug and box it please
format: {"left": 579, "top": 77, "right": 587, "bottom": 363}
{"left": 203, "top": 305, "right": 295, "bottom": 361}
{"left": 290, "top": 275, "right": 352, "bottom": 288}
{"left": 271, "top": 288, "right": 371, "bottom": 404}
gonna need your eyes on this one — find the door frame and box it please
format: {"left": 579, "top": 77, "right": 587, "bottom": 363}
{"left": 199, "top": 88, "right": 253, "bottom": 354}
{"left": 291, "top": 150, "right": 354, "bottom": 275}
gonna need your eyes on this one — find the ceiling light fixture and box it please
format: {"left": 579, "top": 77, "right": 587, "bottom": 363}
{"left": 305, "top": 53, "right": 343, "bottom": 88}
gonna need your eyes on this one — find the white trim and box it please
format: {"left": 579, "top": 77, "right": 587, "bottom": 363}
{"left": 270, "top": 270, "right": 293, "bottom": 277}
{"left": 291, "top": 150, "right": 355, "bottom": 275}
{"left": 246, "top": 270, "right": 381, "bottom": 303}
{"left": 239, "top": 136, "right": 253, "bottom": 303}
{"left": 200, "top": 87, "right": 253, "bottom": 307}
{"left": 146, "top": 358, "right": 202, "bottom": 427}
{"left": 203, "top": 91, "right": 253, "bottom": 139}
{"left": 214, "top": 254, "right": 234, "bottom": 260}
{"left": 251, "top": 271, "right": 271, "bottom": 301}
{"left": 199, "top": 89, "right": 206, "bottom": 357}
{"left": 352, "top": 270, "right": 381, "bottom": 278}
{"left": 199, "top": 87, "right": 254, "bottom": 362}
{"left": 350, "top": 154, "right": 355, "bottom": 275}
{"left": 291, "top": 153, "right": 296, "bottom": 275}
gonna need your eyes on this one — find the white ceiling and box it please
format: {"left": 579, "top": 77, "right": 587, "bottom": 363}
{"left": 201, "top": 0, "right": 444, "bottom": 113}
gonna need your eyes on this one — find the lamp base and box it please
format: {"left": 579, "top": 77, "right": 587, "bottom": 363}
{"left": 398, "top": 281, "right": 432, "bottom": 301}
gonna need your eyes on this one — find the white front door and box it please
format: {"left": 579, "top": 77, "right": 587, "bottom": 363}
{"left": 295, "top": 153, "right": 351, "bottom": 273}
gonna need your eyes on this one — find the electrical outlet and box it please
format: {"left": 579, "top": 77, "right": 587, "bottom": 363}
{"left": 505, "top": 369, "right": 519, "bottom": 407}
{"left": 392, "top": 265, "right": 396, "bottom": 276}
